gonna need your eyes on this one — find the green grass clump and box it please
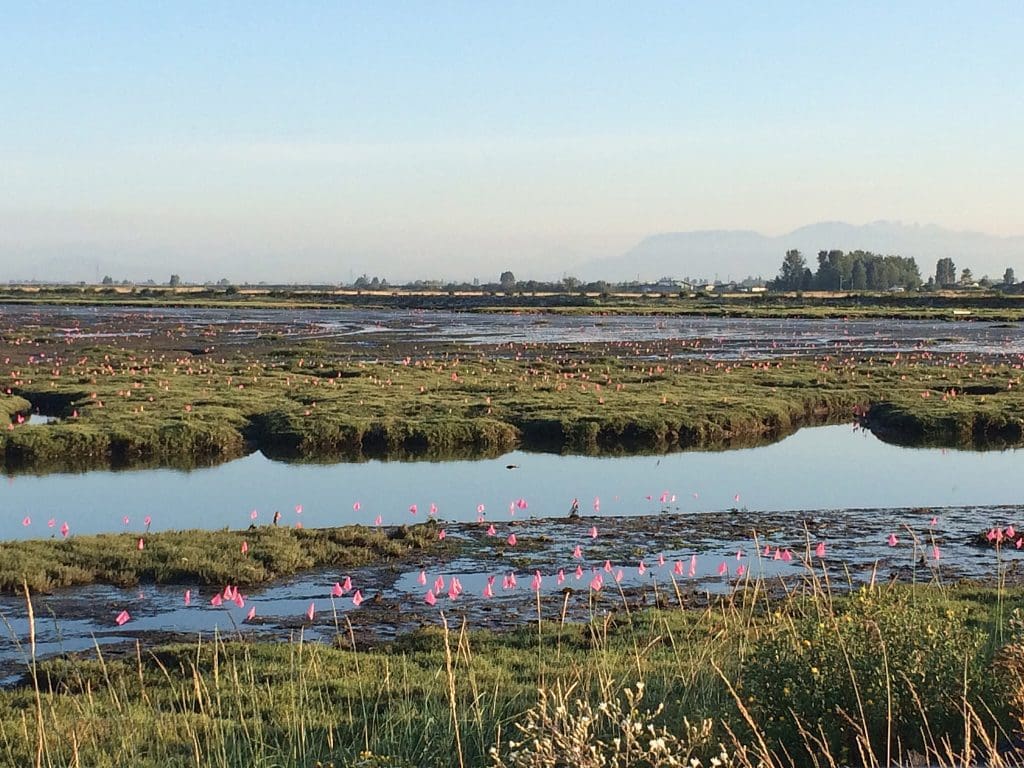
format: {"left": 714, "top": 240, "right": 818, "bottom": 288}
{"left": 0, "top": 522, "right": 443, "bottom": 593}
{"left": 743, "top": 586, "right": 997, "bottom": 764}
{"left": 0, "top": 393, "right": 31, "bottom": 425}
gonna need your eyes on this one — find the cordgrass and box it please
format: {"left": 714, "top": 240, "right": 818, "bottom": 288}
{"left": 1, "top": 575, "right": 1022, "bottom": 767}
{"left": 3, "top": 348, "right": 1024, "bottom": 471}
{"left": 0, "top": 522, "right": 443, "bottom": 593}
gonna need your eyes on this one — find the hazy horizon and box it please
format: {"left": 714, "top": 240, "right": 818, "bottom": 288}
{"left": 3, "top": 3, "right": 1022, "bottom": 283}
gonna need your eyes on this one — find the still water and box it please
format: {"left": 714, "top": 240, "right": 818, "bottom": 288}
{"left": 3, "top": 423, "right": 1024, "bottom": 681}
{"left": 3, "top": 424, "right": 1023, "bottom": 540}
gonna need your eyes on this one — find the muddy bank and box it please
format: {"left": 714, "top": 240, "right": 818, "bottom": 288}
{"left": 4, "top": 504, "right": 1024, "bottom": 684}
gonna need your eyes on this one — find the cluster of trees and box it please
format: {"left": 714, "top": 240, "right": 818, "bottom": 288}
{"left": 772, "top": 250, "right": 922, "bottom": 291}
{"left": 494, "top": 272, "right": 618, "bottom": 294}
{"left": 352, "top": 274, "right": 389, "bottom": 290}
{"left": 773, "top": 250, "right": 1021, "bottom": 293}
{"left": 930, "top": 258, "right": 1016, "bottom": 289}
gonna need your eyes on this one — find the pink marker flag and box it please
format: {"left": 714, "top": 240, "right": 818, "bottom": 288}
{"left": 331, "top": 582, "right": 344, "bottom": 598}
{"left": 425, "top": 590, "right": 437, "bottom": 605}
{"left": 60, "top": 522, "right": 69, "bottom": 538}
{"left": 417, "top": 570, "right": 427, "bottom": 585}
{"left": 306, "top": 602, "right": 315, "bottom": 621}
{"left": 241, "top": 541, "right": 249, "bottom": 555}
{"left": 246, "top": 606, "right": 256, "bottom": 621}
{"left": 115, "top": 610, "right": 130, "bottom": 626}
{"left": 815, "top": 541, "right": 826, "bottom": 558}
{"left": 352, "top": 590, "right": 364, "bottom": 607}
{"left": 487, "top": 524, "right": 497, "bottom": 536}
{"left": 137, "top": 538, "right": 145, "bottom": 551}
{"left": 589, "top": 526, "right": 598, "bottom": 539}
{"left": 210, "top": 594, "right": 223, "bottom": 607}
{"left": 184, "top": 589, "right": 191, "bottom": 606}
{"left": 507, "top": 533, "right": 517, "bottom": 546}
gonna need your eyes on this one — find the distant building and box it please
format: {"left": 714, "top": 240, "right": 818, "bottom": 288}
{"left": 652, "top": 277, "right": 694, "bottom": 291}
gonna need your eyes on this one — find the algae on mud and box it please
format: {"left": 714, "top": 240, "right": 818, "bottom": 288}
{"left": 4, "top": 345, "right": 1024, "bottom": 472}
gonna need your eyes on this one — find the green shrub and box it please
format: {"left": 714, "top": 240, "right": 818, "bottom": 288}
{"left": 742, "top": 587, "right": 1000, "bottom": 764}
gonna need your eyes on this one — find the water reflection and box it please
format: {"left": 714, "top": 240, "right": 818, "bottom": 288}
{"left": 3, "top": 424, "right": 1024, "bottom": 540}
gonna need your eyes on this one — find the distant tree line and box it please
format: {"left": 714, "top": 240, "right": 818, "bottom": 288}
{"left": 771, "top": 250, "right": 1023, "bottom": 293}
{"left": 771, "top": 250, "right": 922, "bottom": 292}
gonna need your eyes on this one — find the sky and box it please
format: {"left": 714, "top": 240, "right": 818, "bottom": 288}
{"left": 1, "top": 2, "right": 1022, "bottom": 283}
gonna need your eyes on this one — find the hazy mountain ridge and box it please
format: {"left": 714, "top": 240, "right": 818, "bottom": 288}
{"left": 585, "top": 221, "right": 1024, "bottom": 282}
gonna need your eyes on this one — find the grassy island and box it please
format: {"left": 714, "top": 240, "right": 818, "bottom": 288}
{"left": 3, "top": 347, "right": 1024, "bottom": 472}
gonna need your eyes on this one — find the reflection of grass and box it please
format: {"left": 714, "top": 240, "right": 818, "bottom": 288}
{"left": 3, "top": 349, "right": 1024, "bottom": 471}
{"left": 0, "top": 522, "right": 443, "bottom": 593}
{"left": 2, "top": 573, "right": 1023, "bottom": 767}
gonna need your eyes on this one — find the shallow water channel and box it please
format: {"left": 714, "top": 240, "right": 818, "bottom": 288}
{"left": 3, "top": 424, "right": 1023, "bottom": 538}
{"left": 1, "top": 424, "right": 1024, "bottom": 683}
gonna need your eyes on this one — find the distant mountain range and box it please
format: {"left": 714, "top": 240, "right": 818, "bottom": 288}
{"left": 584, "top": 221, "right": 1024, "bottom": 283}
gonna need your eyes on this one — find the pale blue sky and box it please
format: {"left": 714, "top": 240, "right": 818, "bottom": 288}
{"left": 2, "top": 2, "right": 1021, "bottom": 282}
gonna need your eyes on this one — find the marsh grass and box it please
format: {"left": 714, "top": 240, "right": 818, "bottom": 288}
{"left": 3, "top": 350, "right": 1024, "bottom": 472}
{"left": 0, "top": 523, "right": 443, "bottom": 593}
{"left": 2, "top": 556, "right": 1024, "bottom": 768}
